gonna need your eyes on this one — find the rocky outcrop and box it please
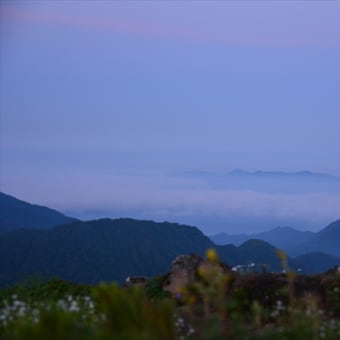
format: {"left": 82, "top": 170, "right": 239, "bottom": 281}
{"left": 123, "top": 255, "right": 339, "bottom": 318}
{"left": 163, "top": 253, "right": 231, "bottom": 295}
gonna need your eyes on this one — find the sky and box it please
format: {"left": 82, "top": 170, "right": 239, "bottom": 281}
{"left": 1, "top": 1, "right": 340, "bottom": 234}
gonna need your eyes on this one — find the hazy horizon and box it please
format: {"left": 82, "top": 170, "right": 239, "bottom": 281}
{"left": 2, "top": 167, "right": 339, "bottom": 235}
{"left": 1, "top": 1, "right": 339, "bottom": 234}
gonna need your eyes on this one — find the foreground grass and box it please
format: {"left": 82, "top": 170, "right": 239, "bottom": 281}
{"left": 0, "top": 252, "right": 339, "bottom": 339}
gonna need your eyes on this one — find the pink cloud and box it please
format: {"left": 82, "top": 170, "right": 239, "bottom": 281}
{"left": 2, "top": 6, "right": 339, "bottom": 49}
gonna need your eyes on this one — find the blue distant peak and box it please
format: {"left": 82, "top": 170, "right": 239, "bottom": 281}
{"left": 228, "top": 169, "right": 336, "bottom": 179}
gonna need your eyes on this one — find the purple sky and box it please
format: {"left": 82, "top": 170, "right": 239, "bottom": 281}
{"left": 1, "top": 1, "right": 340, "bottom": 233}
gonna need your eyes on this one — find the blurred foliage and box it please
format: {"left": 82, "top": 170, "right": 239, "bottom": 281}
{"left": 0, "top": 260, "right": 339, "bottom": 340}
{"left": 145, "top": 278, "right": 172, "bottom": 301}
{"left": 0, "top": 278, "right": 92, "bottom": 305}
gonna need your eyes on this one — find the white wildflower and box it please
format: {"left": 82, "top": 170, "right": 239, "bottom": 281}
{"left": 69, "top": 301, "right": 79, "bottom": 312}
{"left": 17, "top": 306, "right": 26, "bottom": 317}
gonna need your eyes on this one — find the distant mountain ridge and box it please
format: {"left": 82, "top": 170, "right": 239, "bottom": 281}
{"left": 183, "top": 169, "right": 339, "bottom": 179}
{"left": 176, "top": 169, "right": 340, "bottom": 194}
{"left": 0, "top": 218, "right": 294, "bottom": 287}
{"left": 291, "top": 220, "right": 340, "bottom": 258}
{"left": 0, "top": 193, "right": 339, "bottom": 287}
{"left": 211, "top": 220, "right": 340, "bottom": 259}
{"left": 228, "top": 169, "right": 337, "bottom": 179}
{"left": 0, "top": 192, "right": 76, "bottom": 234}
{"left": 0, "top": 217, "right": 339, "bottom": 288}
{"left": 210, "top": 226, "right": 315, "bottom": 253}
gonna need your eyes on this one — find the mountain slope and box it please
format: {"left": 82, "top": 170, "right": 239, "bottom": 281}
{"left": 0, "top": 218, "right": 213, "bottom": 287}
{"left": 254, "top": 227, "right": 315, "bottom": 252}
{"left": 0, "top": 192, "right": 76, "bottom": 234}
{"left": 294, "top": 252, "right": 340, "bottom": 274}
{"left": 291, "top": 220, "right": 340, "bottom": 258}
{"left": 210, "top": 233, "right": 249, "bottom": 246}
{"left": 0, "top": 218, "right": 304, "bottom": 287}
{"left": 210, "top": 226, "right": 315, "bottom": 253}
{"left": 1, "top": 214, "right": 338, "bottom": 287}
{"left": 238, "top": 239, "right": 282, "bottom": 266}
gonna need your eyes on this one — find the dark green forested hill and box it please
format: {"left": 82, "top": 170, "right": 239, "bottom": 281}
{"left": 1, "top": 218, "right": 337, "bottom": 288}
{"left": 0, "top": 218, "right": 213, "bottom": 286}
{"left": 0, "top": 192, "right": 76, "bottom": 234}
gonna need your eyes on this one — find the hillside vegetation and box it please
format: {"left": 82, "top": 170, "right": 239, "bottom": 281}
{"left": 1, "top": 218, "right": 339, "bottom": 288}
{"left": 0, "top": 250, "right": 339, "bottom": 339}
{"left": 1, "top": 193, "right": 339, "bottom": 288}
